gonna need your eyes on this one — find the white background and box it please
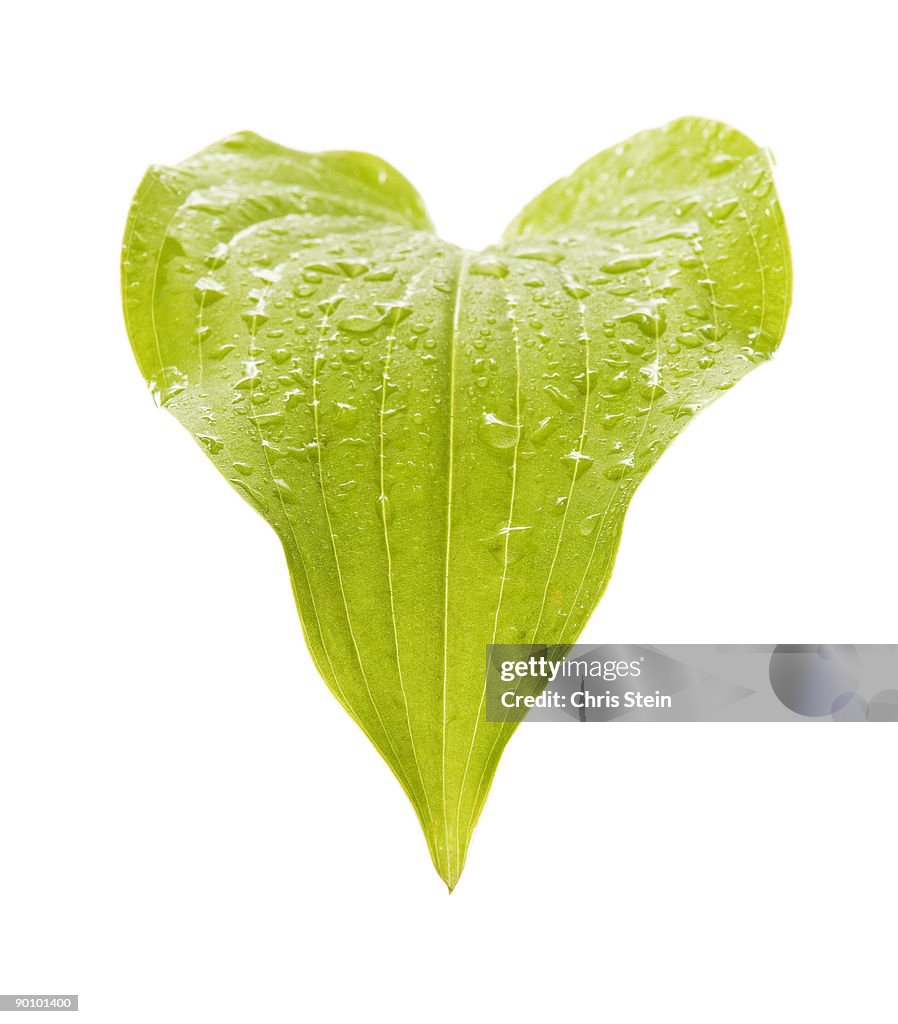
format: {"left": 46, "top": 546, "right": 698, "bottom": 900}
{"left": 2, "top": 1, "right": 896, "bottom": 1021}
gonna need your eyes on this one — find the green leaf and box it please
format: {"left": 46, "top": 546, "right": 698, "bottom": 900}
{"left": 121, "top": 118, "right": 791, "bottom": 889}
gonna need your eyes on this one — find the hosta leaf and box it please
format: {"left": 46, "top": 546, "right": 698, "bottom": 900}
{"left": 121, "top": 118, "right": 791, "bottom": 888}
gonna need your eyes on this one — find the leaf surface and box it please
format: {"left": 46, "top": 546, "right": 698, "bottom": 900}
{"left": 122, "top": 118, "right": 791, "bottom": 888}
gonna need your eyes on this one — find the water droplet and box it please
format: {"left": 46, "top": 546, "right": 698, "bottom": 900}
{"left": 561, "top": 449, "right": 593, "bottom": 478}
{"left": 194, "top": 276, "right": 227, "bottom": 305}
{"left": 647, "top": 226, "right": 698, "bottom": 242}
{"left": 241, "top": 298, "right": 269, "bottom": 330}
{"left": 544, "top": 385, "right": 575, "bottom": 410}
{"left": 675, "top": 331, "right": 703, "bottom": 348}
{"left": 254, "top": 411, "right": 285, "bottom": 429}
{"left": 479, "top": 411, "right": 521, "bottom": 450}
{"left": 205, "top": 243, "right": 229, "bottom": 269}
{"left": 640, "top": 382, "right": 666, "bottom": 401}
{"left": 616, "top": 302, "right": 666, "bottom": 338}
{"left": 707, "top": 197, "right": 739, "bottom": 221}
{"left": 579, "top": 514, "right": 601, "bottom": 536}
{"left": 338, "top": 315, "right": 382, "bottom": 334}
{"left": 573, "top": 368, "right": 598, "bottom": 394}
{"left": 515, "top": 247, "right": 564, "bottom": 265}
{"left": 148, "top": 367, "right": 188, "bottom": 406}
{"left": 318, "top": 295, "right": 344, "bottom": 315}
{"left": 365, "top": 266, "right": 396, "bottom": 282}
{"left": 197, "top": 434, "right": 223, "bottom": 454}
{"left": 376, "top": 302, "right": 412, "bottom": 327}
{"left": 531, "top": 416, "right": 557, "bottom": 445}
{"left": 336, "top": 260, "right": 369, "bottom": 278}
{"left": 603, "top": 458, "right": 633, "bottom": 480}
{"left": 252, "top": 266, "right": 281, "bottom": 285}
{"left": 665, "top": 402, "right": 698, "bottom": 419}
{"left": 549, "top": 496, "right": 568, "bottom": 516}
{"left": 470, "top": 256, "right": 509, "bottom": 278}
{"left": 487, "top": 522, "right": 534, "bottom": 565}
{"left": 707, "top": 153, "right": 741, "bottom": 176}
{"left": 497, "top": 523, "right": 532, "bottom": 537}
{"left": 274, "top": 477, "right": 295, "bottom": 501}
{"left": 607, "top": 371, "right": 630, "bottom": 395}
{"left": 562, "top": 277, "right": 590, "bottom": 299}
{"left": 600, "top": 253, "right": 657, "bottom": 274}
{"left": 335, "top": 401, "right": 358, "bottom": 427}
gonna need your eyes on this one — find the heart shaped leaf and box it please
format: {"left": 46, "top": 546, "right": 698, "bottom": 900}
{"left": 122, "top": 118, "right": 791, "bottom": 888}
